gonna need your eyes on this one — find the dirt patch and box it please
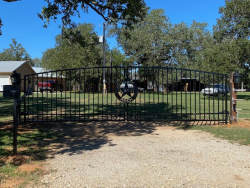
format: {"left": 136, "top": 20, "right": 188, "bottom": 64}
{"left": 18, "top": 163, "right": 44, "bottom": 173}
{"left": 2, "top": 155, "right": 30, "bottom": 166}
{"left": 230, "top": 120, "right": 250, "bottom": 128}
{"left": 0, "top": 178, "right": 24, "bottom": 188}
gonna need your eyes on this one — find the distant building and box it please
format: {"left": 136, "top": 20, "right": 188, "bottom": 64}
{"left": 0, "top": 61, "right": 35, "bottom": 91}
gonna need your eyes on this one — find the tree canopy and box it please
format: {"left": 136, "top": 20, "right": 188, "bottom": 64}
{"left": 110, "top": 9, "right": 171, "bottom": 66}
{"left": 111, "top": 9, "right": 213, "bottom": 70}
{"left": 0, "top": 0, "right": 147, "bottom": 35}
{"left": 0, "top": 38, "right": 31, "bottom": 62}
{"left": 42, "top": 24, "right": 102, "bottom": 70}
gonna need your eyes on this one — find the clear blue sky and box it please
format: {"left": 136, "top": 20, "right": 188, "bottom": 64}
{"left": 0, "top": 0, "right": 225, "bottom": 59}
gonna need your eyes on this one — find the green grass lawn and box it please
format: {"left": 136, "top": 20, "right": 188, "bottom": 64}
{"left": 22, "top": 91, "right": 228, "bottom": 121}
{"left": 0, "top": 93, "right": 13, "bottom": 123}
{"left": 0, "top": 91, "right": 249, "bottom": 122}
{"left": 237, "top": 92, "right": 250, "bottom": 119}
{"left": 189, "top": 126, "right": 250, "bottom": 145}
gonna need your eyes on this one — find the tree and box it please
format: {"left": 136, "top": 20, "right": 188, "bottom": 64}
{"left": 169, "top": 21, "right": 213, "bottom": 69}
{"left": 0, "top": 38, "right": 31, "bottom": 61}
{"left": 0, "top": 0, "right": 147, "bottom": 35}
{"left": 111, "top": 9, "right": 171, "bottom": 66}
{"left": 212, "top": 0, "right": 250, "bottom": 80}
{"left": 42, "top": 24, "right": 102, "bottom": 70}
{"left": 213, "top": 0, "right": 250, "bottom": 41}
{"left": 31, "top": 58, "right": 42, "bottom": 67}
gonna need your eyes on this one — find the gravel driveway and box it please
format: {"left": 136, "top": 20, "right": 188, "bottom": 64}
{"left": 37, "top": 122, "right": 250, "bottom": 188}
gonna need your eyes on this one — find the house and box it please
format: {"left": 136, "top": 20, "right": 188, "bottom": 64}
{"left": 0, "top": 61, "right": 35, "bottom": 91}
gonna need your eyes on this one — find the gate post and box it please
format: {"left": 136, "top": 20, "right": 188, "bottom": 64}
{"left": 11, "top": 71, "right": 21, "bottom": 155}
{"left": 229, "top": 72, "right": 237, "bottom": 123}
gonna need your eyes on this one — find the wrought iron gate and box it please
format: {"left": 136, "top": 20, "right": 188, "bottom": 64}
{"left": 22, "top": 66, "right": 229, "bottom": 123}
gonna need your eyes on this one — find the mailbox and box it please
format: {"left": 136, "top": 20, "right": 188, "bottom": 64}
{"left": 3, "top": 85, "right": 19, "bottom": 98}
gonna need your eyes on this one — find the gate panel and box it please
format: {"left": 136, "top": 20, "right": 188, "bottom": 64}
{"left": 22, "top": 66, "right": 228, "bottom": 123}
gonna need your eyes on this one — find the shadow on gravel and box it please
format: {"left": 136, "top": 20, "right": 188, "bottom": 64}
{"left": 16, "top": 121, "right": 161, "bottom": 159}
{"left": 1, "top": 120, "right": 225, "bottom": 162}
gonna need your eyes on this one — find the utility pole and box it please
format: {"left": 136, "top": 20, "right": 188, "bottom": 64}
{"left": 103, "top": 22, "right": 107, "bottom": 94}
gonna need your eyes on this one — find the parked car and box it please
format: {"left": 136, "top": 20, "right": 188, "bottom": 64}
{"left": 38, "top": 80, "right": 62, "bottom": 93}
{"left": 201, "top": 84, "right": 229, "bottom": 96}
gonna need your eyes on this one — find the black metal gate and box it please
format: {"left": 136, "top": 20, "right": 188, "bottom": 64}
{"left": 22, "top": 66, "right": 228, "bottom": 123}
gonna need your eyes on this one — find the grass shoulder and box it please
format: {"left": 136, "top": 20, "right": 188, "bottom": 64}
{"left": 188, "top": 123, "right": 250, "bottom": 145}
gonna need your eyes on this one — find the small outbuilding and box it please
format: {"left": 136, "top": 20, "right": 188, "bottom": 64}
{"left": 0, "top": 61, "right": 35, "bottom": 91}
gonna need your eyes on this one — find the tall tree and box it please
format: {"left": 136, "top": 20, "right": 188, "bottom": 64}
{"left": 211, "top": 0, "right": 250, "bottom": 74}
{"left": 0, "top": 38, "right": 31, "bottom": 61}
{"left": 42, "top": 24, "right": 102, "bottom": 70}
{"left": 169, "top": 21, "right": 213, "bottom": 69}
{"left": 214, "top": 0, "right": 250, "bottom": 41}
{"left": 0, "top": 0, "right": 147, "bottom": 35}
{"left": 111, "top": 9, "right": 171, "bottom": 66}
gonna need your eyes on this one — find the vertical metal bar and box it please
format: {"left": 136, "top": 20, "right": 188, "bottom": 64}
{"left": 102, "top": 68, "right": 104, "bottom": 120}
{"left": 92, "top": 68, "right": 95, "bottom": 120}
{"left": 212, "top": 73, "right": 215, "bottom": 121}
{"left": 176, "top": 68, "right": 178, "bottom": 118}
{"left": 36, "top": 74, "right": 39, "bottom": 121}
{"left": 56, "top": 71, "right": 58, "bottom": 121}
{"left": 98, "top": 67, "right": 100, "bottom": 120}
{"left": 46, "top": 72, "right": 48, "bottom": 121}
{"left": 115, "top": 67, "right": 118, "bottom": 120}
{"left": 167, "top": 68, "right": 169, "bottom": 106}
{"left": 41, "top": 73, "right": 44, "bottom": 121}
{"left": 189, "top": 70, "right": 192, "bottom": 120}
{"left": 158, "top": 68, "right": 160, "bottom": 105}
{"left": 74, "top": 71, "right": 77, "bottom": 120}
{"left": 148, "top": 68, "right": 151, "bottom": 105}
{"left": 31, "top": 75, "right": 34, "bottom": 122}
{"left": 134, "top": 66, "right": 137, "bottom": 120}
{"left": 218, "top": 75, "right": 220, "bottom": 121}
{"left": 12, "top": 72, "right": 21, "bottom": 154}
{"left": 110, "top": 66, "right": 113, "bottom": 120}
{"left": 153, "top": 68, "right": 155, "bottom": 109}
{"left": 69, "top": 71, "right": 72, "bottom": 120}
{"left": 123, "top": 67, "right": 126, "bottom": 120}
{"left": 27, "top": 76, "right": 29, "bottom": 121}
{"left": 171, "top": 68, "right": 173, "bottom": 117}
{"left": 23, "top": 75, "right": 26, "bottom": 123}
{"left": 64, "top": 71, "right": 67, "bottom": 120}
{"left": 13, "top": 94, "right": 19, "bottom": 154}
{"left": 161, "top": 67, "right": 164, "bottom": 119}
{"left": 51, "top": 72, "right": 53, "bottom": 121}
{"left": 60, "top": 71, "right": 63, "bottom": 121}
{"left": 204, "top": 72, "right": 206, "bottom": 120}
{"left": 208, "top": 73, "right": 211, "bottom": 121}
{"left": 144, "top": 66, "right": 146, "bottom": 120}
{"left": 222, "top": 75, "right": 225, "bottom": 122}
{"left": 194, "top": 71, "right": 197, "bottom": 120}
{"left": 181, "top": 69, "right": 183, "bottom": 119}
{"left": 88, "top": 70, "right": 90, "bottom": 120}
{"left": 225, "top": 75, "right": 228, "bottom": 124}
{"left": 185, "top": 70, "right": 187, "bottom": 120}
{"left": 199, "top": 71, "right": 201, "bottom": 120}
{"left": 79, "top": 70, "right": 81, "bottom": 121}
{"left": 84, "top": 69, "right": 86, "bottom": 120}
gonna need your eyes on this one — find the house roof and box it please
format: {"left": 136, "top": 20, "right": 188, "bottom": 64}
{"left": 32, "top": 67, "right": 47, "bottom": 74}
{"left": 32, "top": 67, "right": 59, "bottom": 78}
{"left": 0, "top": 61, "right": 26, "bottom": 73}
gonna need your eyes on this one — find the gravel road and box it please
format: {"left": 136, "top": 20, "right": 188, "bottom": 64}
{"left": 37, "top": 122, "right": 250, "bottom": 188}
